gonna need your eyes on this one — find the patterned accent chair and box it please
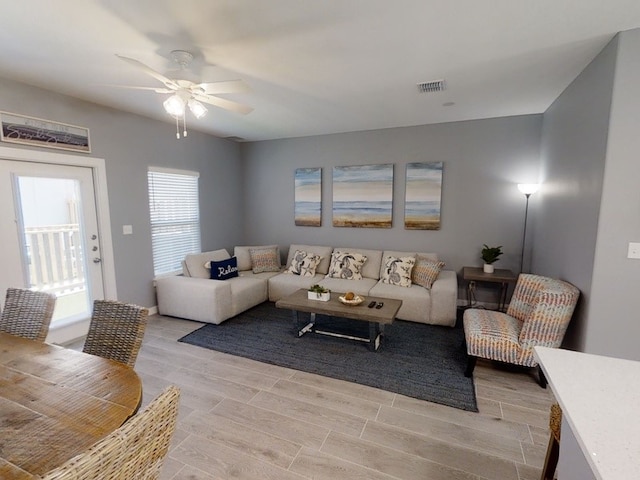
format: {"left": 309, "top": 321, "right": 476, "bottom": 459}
{"left": 463, "top": 274, "right": 579, "bottom": 387}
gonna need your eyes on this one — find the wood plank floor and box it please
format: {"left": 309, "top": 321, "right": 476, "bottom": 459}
{"left": 132, "top": 312, "right": 555, "bottom": 480}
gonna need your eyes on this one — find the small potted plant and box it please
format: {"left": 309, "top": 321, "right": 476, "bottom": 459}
{"left": 481, "top": 244, "right": 503, "bottom": 273}
{"left": 308, "top": 284, "right": 331, "bottom": 301}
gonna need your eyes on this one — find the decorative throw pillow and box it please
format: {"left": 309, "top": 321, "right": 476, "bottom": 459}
{"left": 208, "top": 257, "right": 239, "bottom": 281}
{"left": 287, "top": 250, "right": 323, "bottom": 277}
{"left": 381, "top": 256, "right": 416, "bottom": 287}
{"left": 325, "top": 252, "right": 367, "bottom": 280}
{"left": 249, "top": 247, "right": 280, "bottom": 273}
{"left": 412, "top": 257, "right": 445, "bottom": 289}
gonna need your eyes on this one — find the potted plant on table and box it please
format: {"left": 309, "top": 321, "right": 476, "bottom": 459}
{"left": 481, "top": 244, "right": 503, "bottom": 273}
{"left": 308, "top": 284, "right": 331, "bottom": 301}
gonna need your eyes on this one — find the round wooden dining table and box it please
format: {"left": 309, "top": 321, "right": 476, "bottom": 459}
{"left": 0, "top": 331, "right": 142, "bottom": 479}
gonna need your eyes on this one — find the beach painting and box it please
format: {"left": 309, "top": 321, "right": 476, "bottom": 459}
{"left": 405, "top": 162, "right": 443, "bottom": 230}
{"left": 294, "top": 167, "right": 322, "bottom": 226}
{"left": 332, "top": 164, "right": 393, "bottom": 228}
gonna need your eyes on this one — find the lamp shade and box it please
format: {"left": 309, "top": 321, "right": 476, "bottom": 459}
{"left": 188, "top": 99, "right": 208, "bottom": 119}
{"left": 163, "top": 94, "right": 186, "bottom": 117}
{"left": 517, "top": 183, "right": 540, "bottom": 195}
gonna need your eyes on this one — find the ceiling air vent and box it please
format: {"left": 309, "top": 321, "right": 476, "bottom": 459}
{"left": 417, "top": 79, "right": 446, "bottom": 93}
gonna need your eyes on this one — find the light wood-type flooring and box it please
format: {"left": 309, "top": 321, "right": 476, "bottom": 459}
{"left": 132, "top": 312, "right": 556, "bottom": 480}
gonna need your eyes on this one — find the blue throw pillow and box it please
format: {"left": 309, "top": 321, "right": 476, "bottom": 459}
{"left": 209, "top": 257, "right": 239, "bottom": 280}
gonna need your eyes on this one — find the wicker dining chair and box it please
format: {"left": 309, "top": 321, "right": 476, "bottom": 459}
{"left": 40, "top": 385, "right": 180, "bottom": 480}
{"left": 0, "top": 287, "right": 56, "bottom": 341}
{"left": 82, "top": 300, "right": 149, "bottom": 368}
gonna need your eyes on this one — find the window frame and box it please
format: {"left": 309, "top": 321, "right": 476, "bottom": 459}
{"left": 147, "top": 166, "right": 201, "bottom": 277}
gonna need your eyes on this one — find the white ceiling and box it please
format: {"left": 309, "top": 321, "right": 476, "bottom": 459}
{"left": 1, "top": 1, "right": 640, "bottom": 142}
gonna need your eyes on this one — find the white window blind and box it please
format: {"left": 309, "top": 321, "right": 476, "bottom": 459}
{"left": 148, "top": 167, "right": 201, "bottom": 276}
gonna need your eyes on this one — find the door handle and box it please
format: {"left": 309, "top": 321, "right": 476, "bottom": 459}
{"left": 93, "top": 257, "right": 102, "bottom": 264}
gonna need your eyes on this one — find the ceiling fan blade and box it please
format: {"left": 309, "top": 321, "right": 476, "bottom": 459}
{"left": 116, "top": 55, "right": 178, "bottom": 89}
{"left": 100, "top": 84, "right": 174, "bottom": 94}
{"left": 196, "top": 80, "right": 251, "bottom": 95}
{"left": 193, "top": 94, "right": 253, "bottom": 115}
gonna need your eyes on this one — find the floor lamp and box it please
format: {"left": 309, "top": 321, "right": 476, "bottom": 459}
{"left": 517, "top": 184, "right": 540, "bottom": 273}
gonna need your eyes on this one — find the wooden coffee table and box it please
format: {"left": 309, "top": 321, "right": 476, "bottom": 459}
{"left": 275, "top": 289, "right": 402, "bottom": 351}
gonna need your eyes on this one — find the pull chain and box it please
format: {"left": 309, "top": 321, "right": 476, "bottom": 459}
{"left": 183, "top": 112, "right": 188, "bottom": 137}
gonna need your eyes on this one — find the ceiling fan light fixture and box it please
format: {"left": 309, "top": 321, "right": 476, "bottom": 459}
{"left": 188, "top": 99, "right": 208, "bottom": 119}
{"left": 163, "top": 94, "right": 186, "bottom": 117}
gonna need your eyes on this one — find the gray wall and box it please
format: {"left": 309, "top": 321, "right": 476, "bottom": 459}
{"left": 585, "top": 29, "right": 640, "bottom": 360}
{"left": 0, "top": 77, "right": 245, "bottom": 308}
{"left": 536, "top": 28, "right": 640, "bottom": 361}
{"left": 535, "top": 36, "right": 617, "bottom": 350}
{"left": 241, "top": 115, "right": 543, "bottom": 301}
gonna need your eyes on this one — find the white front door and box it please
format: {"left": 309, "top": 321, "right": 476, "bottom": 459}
{"left": 0, "top": 160, "right": 105, "bottom": 334}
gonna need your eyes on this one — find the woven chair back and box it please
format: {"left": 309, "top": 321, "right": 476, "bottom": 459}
{"left": 512, "top": 275, "right": 579, "bottom": 348}
{"left": 83, "top": 300, "right": 148, "bottom": 368}
{"left": 40, "top": 385, "right": 180, "bottom": 480}
{"left": 0, "top": 287, "right": 56, "bottom": 341}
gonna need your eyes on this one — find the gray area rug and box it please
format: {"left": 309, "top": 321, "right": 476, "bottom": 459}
{"left": 178, "top": 302, "right": 478, "bottom": 412}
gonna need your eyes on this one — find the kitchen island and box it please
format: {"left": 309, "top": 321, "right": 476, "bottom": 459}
{"left": 534, "top": 346, "right": 640, "bottom": 480}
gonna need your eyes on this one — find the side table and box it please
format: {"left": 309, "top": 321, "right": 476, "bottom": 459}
{"left": 462, "top": 266, "right": 517, "bottom": 312}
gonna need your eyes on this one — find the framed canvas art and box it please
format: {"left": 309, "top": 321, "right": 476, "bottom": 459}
{"left": 332, "top": 164, "right": 393, "bottom": 228}
{"left": 404, "top": 162, "right": 443, "bottom": 230}
{"left": 294, "top": 167, "right": 322, "bottom": 226}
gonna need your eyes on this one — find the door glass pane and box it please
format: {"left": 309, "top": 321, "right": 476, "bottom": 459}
{"left": 16, "top": 176, "right": 91, "bottom": 325}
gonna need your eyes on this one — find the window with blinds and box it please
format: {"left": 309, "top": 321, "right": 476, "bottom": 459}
{"left": 148, "top": 167, "right": 201, "bottom": 276}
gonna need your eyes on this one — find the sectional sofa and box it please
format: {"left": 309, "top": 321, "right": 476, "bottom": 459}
{"left": 155, "top": 244, "right": 458, "bottom": 327}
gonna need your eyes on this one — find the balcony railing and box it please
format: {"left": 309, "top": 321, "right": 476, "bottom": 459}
{"left": 24, "top": 224, "right": 86, "bottom": 295}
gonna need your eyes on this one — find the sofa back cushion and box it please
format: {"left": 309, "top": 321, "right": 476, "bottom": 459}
{"left": 234, "top": 245, "right": 281, "bottom": 272}
{"left": 333, "top": 247, "right": 383, "bottom": 280}
{"left": 286, "top": 245, "right": 333, "bottom": 275}
{"left": 183, "top": 249, "right": 231, "bottom": 278}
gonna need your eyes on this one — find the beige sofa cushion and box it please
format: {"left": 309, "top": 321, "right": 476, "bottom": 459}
{"left": 183, "top": 249, "right": 231, "bottom": 278}
{"left": 318, "top": 277, "right": 378, "bottom": 297}
{"left": 369, "top": 281, "right": 432, "bottom": 323}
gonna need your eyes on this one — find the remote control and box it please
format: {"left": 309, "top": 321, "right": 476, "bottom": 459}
{"left": 368, "top": 301, "right": 376, "bottom": 308}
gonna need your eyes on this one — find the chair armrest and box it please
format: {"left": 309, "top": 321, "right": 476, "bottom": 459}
{"left": 429, "top": 270, "right": 458, "bottom": 326}
{"left": 156, "top": 276, "right": 232, "bottom": 324}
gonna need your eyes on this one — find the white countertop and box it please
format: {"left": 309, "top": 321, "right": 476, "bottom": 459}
{"left": 535, "top": 346, "right": 640, "bottom": 480}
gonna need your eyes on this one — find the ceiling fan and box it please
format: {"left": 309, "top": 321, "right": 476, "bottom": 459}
{"left": 115, "top": 50, "right": 252, "bottom": 138}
